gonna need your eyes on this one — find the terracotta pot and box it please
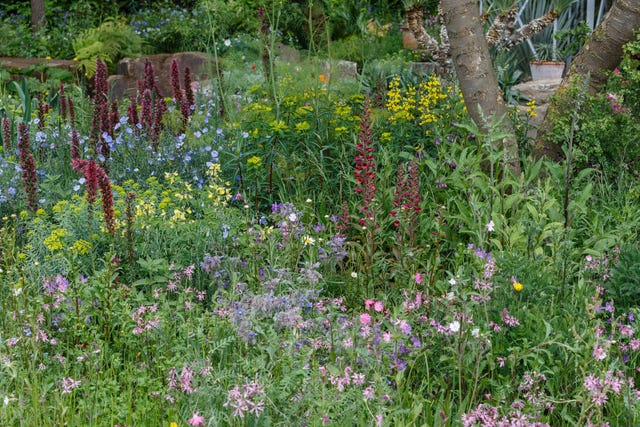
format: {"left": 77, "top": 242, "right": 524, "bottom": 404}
{"left": 529, "top": 61, "right": 565, "bottom": 80}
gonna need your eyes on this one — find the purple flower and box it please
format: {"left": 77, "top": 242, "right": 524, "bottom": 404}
{"left": 61, "top": 377, "right": 81, "bottom": 394}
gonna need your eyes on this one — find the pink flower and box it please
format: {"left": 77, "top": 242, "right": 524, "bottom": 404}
{"left": 373, "top": 301, "right": 384, "bottom": 312}
{"left": 360, "top": 312, "right": 371, "bottom": 325}
{"left": 364, "top": 299, "right": 374, "bottom": 310}
{"left": 188, "top": 412, "right": 205, "bottom": 426}
{"left": 414, "top": 273, "right": 423, "bottom": 284}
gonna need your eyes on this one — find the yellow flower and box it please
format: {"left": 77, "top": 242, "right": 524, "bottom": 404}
{"left": 269, "top": 120, "right": 288, "bottom": 133}
{"left": 71, "top": 239, "right": 92, "bottom": 255}
{"left": 43, "top": 228, "right": 68, "bottom": 252}
{"left": 525, "top": 100, "right": 537, "bottom": 117}
{"left": 295, "top": 121, "right": 311, "bottom": 132}
{"left": 513, "top": 282, "right": 523, "bottom": 292}
{"left": 170, "top": 423, "right": 178, "bottom": 427}
{"left": 45, "top": 55, "right": 52, "bottom": 60}
{"left": 247, "top": 156, "right": 262, "bottom": 168}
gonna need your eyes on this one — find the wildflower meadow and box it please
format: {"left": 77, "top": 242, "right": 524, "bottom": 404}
{"left": 2, "top": 2, "right": 640, "bottom": 426}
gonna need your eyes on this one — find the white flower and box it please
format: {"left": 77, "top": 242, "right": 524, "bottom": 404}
{"left": 306, "top": 198, "right": 312, "bottom": 203}
{"left": 351, "top": 272, "right": 358, "bottom": 279}
{"left": 224, "top": 39, "right": 231, "bottom": 47}
{"left": 449, "top": 320, "right": 460, "bottom": 334}
{"left": 471, "top": 328, "right": 480, "bottom": 338}
{"left": 486, "top": 220, "right": 495, "bottom": 232}
{"left": 13, "top": 287, "right": 22, "bottom": 297}
{"left": 448, "top": 278, "right": 457, "bottom": 285}
{"left": 302, "top": 235, "right": 316, "bottom": 246}
{"left": 449, "top": 320, "right": 461, "bottom": 333}
{"left": 288, "top": 213, "right": 298, "bottom": 222}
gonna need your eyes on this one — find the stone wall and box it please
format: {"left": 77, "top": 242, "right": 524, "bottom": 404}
{"left": 107, "top": 52, "right": 222, "bottom": 99}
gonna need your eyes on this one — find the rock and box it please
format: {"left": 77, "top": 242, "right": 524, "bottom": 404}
{"left": 318, "top": 60, "right": 358, "bottom": 79}
{"left": 512, "top": 78, "right": 561, "bottom": 104}
{"left": 518, "top": 103, "right": 549, "bottom": 142}
{"left": 0, "top": 57, "right": 79, "bottom": 81}
{"left": 108, "top": 52, "right": 222, "bottom": 99}
{"left": 275, "top": 43, "right": 300, "bottom": 63}
{"left": 409, "top": 62, "right": 438, "bottom": 76}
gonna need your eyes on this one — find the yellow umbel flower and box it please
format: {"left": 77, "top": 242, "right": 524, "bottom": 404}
{"left": 71, "top": 239, "right": 92, "bottom": 255}
{"left": 247, "top": 156, "right": 262, "bottom": 168}
{"left": 43, "top": 228, "right": 68, "bottom": 252}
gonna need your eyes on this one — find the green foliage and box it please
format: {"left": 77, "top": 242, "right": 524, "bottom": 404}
{"left": 325, "top": 31, "right": 403, "bottom": 67}
{"left": 73, "top": 18, "right": 144, "bottom": 76}
{"left": 606, "top": 246, "right": 640, "bottom": 312}
{"left": 2, "top": 6, "right": 640, "bottom": 426}
{"left": 554, "top": 20, "right": 591, "bottom": 58}
{"left": 547, "top": 60, "right": 640, "bottom": 183}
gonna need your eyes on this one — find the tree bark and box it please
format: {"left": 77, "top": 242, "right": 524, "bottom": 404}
{"left": 31, "top": 0, "right": 46, "bottom": 32}
{"left": 533, "top": 0, "right": 640, "bottom": 161}
{"left": 441, "top": 0, "right": 521, "bottom": 175}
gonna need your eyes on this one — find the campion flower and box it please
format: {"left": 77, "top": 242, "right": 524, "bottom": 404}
{"left": 449, "top": 320, "right": 461, "bottom": 333}
{"left": 501, "top": 309, "right": 520, "bottom": 327}
{"left": 224, "top": 379, "right": 266, "bottom": 418}
{"left": 61, "top": 377, "right": 81, "bottom": 394}
{"left": 188, "top": 412, "right": 205, "bottom": 426}
{"left": 360, "top": 312, "right": 371, "bottom": 325}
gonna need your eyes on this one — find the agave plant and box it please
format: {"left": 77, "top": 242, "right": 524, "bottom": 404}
{"left": 404, "top": 0, "right": 565, "bottom": 69}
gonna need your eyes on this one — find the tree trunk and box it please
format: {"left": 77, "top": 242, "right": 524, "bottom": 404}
{"left": 31, "top": 0, "right": 46, "bottom": 32}
{"left": 441, "top": 0, "right": 521, "bottom": 175}
{"left": 533, "top": 0, "right": 640, "bottom": 161}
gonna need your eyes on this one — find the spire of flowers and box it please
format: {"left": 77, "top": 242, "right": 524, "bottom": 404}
{"left": 70, "top": 129, "right": 81, "bottom": 160}
{"left": 59, "top": 84, "right": 67, "bottom": 122}
{"left": 354, "top": 96, "right": 376, "bottom": 226}
{"left": 2, "top": 116, "right": 11, "bottom": 152}
{"left": 71, "top": 158, "right": 115, "bottom": 235}
{"left": 170, "top": 58, "right": 183, "bottom": 105}
{"left": 18, "top": 123, "right": 39, "bottom": 212}
{"left": 391, "top": 158, "right": 422, "bottom": 247}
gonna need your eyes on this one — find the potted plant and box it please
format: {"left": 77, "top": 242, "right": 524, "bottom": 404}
{"left": 529, "top": 42, "right": 566, "bottom": 80}
{"left": 527, "top": 2, "right": 591, "bottom": 80}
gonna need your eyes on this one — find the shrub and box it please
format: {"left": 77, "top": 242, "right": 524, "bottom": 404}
{"left": 73, "top": 17, "right": 144, "bottom": 76}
